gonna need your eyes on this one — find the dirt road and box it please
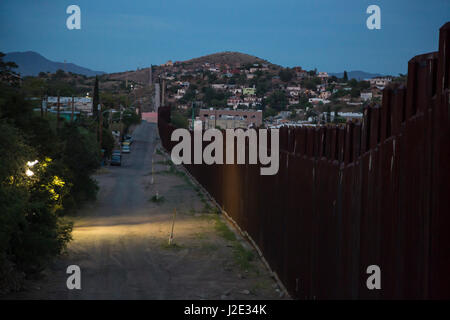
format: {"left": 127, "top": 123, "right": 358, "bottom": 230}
{"left": 6, "top": 122, "right": 284, "bottom": 300}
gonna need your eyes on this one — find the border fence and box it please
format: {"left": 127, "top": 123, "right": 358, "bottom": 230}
{"left": 157, "top": 23, "right": 450, "bottom": 299}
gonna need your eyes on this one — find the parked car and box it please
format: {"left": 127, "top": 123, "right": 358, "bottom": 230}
{"left": 112, "top": 149, "right": 121, "bottom": 156}
{"left": 122, "top": 141, "right": 130, "bottom": 147}
{"left": 110, "top": 154, "right": 121, "bottom": 166}
{"left": 122, "top": 145, "right": 130, "bottom": 153}
{"left": 124, "top": 135, "right": 133, "bottom": 144}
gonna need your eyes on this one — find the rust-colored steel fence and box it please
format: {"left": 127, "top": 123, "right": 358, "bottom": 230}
{"left": 157, "top": 23, "right": 450, "bottom": 299}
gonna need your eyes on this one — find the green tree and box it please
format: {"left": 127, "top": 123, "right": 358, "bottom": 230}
{"left": 59, "top": 124, "right": 100, "bottom": 202}
{"left": 350, "top": 88, "right": 361, "bottom": 98}
{"left": 303, "top": 77, "right": 322, "bottom": 90}
{"left": 279, "top": 69, "right": 293, "bottom": 82}
{"left": 101, "top": 127, "right": 114, "bottom": 158}
{"left": 180, "top": 87, "right": 196, "bottom": 104}
{"left": 54, "top": 69, "right": 67, "bottom": 79}
{"left": 0, "top": 121, "right": 73, "bottom": 282}
{"left": 343, "top": 71, "right": 348, "bottom": 81}
{"left": 121, "top": 109, "right": 141, "bottom": 134}
{"left": 266, "top": 90, "right": 288, "bottom": 111}
{"left": 22, "top": 77, "right": 48, "bottom": 97}
{"left": 171, "top": 110, "right": 189, "bottom": 129}
{"left": 100, "top": 92, "right": 115, "bottom": 109}
{"left": 263, "top": 106, "right": 277, "bottom": 118}
{"left": 0, "top": 52, "right": 18, "bottom": 76}
{"left": 348, "top": 78, "right": 358, "bottom": 87}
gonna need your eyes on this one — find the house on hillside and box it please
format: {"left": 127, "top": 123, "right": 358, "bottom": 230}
{"left": 319, "top": 91, "right": 332, "bottom": 100}
{"left": 369, "top": 76, "right": 392, "bottom": 89}
{"left": 227, "top": 96, "right": 243, "bottom": 108}
{"left": 317, "top": 72, "right": 329, "bottom": 80}
{"left": 360, "top": 91, "right": 373, "bottom": 101}
{"left": 286, "top": 86, "right": 302, "bottom": 92}
{"left": 229, "top": 88, "right": 242, "bottom": 95}
{"left": 309, "top": 97, "right": 330, "bottom": 105}
{"left": 211, "top": 84, "right": 227, "bottom": 90}
{"left": 243, "top": 87, "right": 256, "bottom": 95}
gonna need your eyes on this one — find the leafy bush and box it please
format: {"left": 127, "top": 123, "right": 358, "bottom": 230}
{"left": 0, "top": 122, "right": 73, "bottom": 290}
{"left": 171, "top": 110, "right": 189, "bottom": 129}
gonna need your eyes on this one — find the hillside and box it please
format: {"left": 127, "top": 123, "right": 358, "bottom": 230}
{"left": 106, "top": 51, "right": 277, "bottom": 84}
{"left": 181, "top": 51, "right": 272, "bottom": 67}
{"left": 4, "top": 51, "right": 105, "bottom": 77}
{"left": 107, "top": 68, "right": 152, "bottom": 84}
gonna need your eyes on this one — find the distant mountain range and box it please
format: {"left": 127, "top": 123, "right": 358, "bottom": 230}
{"left": 4, "top": 51, "right": 104, "bottom": 77}
{"left": 329, "top": 71, "right": 385, "bottom": 81}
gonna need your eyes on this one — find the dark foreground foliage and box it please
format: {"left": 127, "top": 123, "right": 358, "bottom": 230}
{"left": 0, "top": 75, "right": 101, "bottom": 294}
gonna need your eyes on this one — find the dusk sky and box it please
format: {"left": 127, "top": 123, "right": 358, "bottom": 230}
{"left": 1, "top": 0, "right": 449, "bottom": 75}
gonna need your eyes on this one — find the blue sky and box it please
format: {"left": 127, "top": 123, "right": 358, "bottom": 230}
{"left": 0, "top": 0, "right": 448, "bottom": 75}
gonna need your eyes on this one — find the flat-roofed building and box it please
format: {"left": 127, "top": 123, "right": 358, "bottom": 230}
{"left": 199, "top": 108, "right": 263, "bottom": 129}
{"left": 45, "top": 96, "right": 93, "bottom": 114}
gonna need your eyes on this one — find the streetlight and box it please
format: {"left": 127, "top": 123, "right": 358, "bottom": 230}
{"left": 26, "top": 160, "right": 38, "bottom": 177}
{"left": 27, "top": 160, "right": 38, "bottom": 167}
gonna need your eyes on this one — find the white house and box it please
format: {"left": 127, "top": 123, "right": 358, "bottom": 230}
{"left": 211, "top": 84, "right": 227, "bottom": 90}
{"left": 360, "top": 91, "right": 373, "bottom": 101}
{"left": 369, "top": 77, "right": 392, "bottom": 88}
{"left": 309, "top": 98, "right": 330, "bottom": 104}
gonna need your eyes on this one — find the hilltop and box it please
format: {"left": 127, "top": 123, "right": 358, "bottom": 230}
{"left": 180, "top": 51, "right": 273, "bottom": 67}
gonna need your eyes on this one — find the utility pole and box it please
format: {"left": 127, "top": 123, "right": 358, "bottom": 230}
{"left": 57, "top": 92, "right": 61, "bottom": 130}
{"left": 44, "top": 95, "right": 48, "bottom": 117}
{"left": 98, "top": 104, "right": 103, "bottom": 147}
{"left": 40, "top": 95, "right": 44, "bottom": 117}
{"left": 191, "top": 101, "right": 195, "bottom": 130}
{"left": 71, "top": 95, "right": 74, "bottom": 122}
{"left": 149, "top": 64, "right": 152, "bottom": 86}
{"left": 120, "top": 107, "right": 123, "bottom": 142}
{"left": 161, "top": 79, "right": 165, "bottom": 106}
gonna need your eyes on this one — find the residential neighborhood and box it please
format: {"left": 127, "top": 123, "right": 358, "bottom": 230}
{"left": 149, "top": 55, "right": 396, "bottom": 130}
